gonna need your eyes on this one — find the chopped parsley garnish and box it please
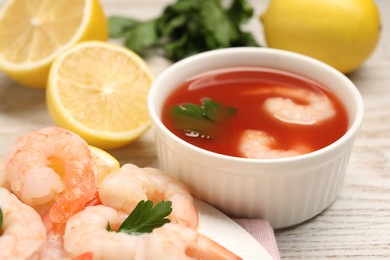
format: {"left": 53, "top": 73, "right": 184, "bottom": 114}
{"left": 107, "top": 200, "right": 172, "bottom": 235}
{"left": 170, "top": 98, "right": 237, "bottom": 139}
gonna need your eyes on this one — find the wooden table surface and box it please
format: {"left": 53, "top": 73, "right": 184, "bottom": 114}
{"left": 1, "top": 0, "right": 389, "bottom": 259}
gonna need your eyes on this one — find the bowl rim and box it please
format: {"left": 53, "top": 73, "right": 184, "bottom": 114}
{"left": 148, "top": 47, "right": 364, "bottom": 165}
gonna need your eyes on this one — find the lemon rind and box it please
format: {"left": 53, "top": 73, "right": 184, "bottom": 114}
{"left": 0, "top": 0, "right": 93, "bottom": 71}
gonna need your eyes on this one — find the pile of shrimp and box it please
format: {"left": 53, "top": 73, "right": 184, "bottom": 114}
{"left": 0, "top": 126, "right": 241, "bottom": 260}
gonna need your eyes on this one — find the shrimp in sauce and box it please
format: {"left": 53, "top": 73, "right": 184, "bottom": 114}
{"left": 239, "top": 129, "right": 311, "bottom": 159}
{"left": 263, "top": 87, "right": 336, "bottom": 125}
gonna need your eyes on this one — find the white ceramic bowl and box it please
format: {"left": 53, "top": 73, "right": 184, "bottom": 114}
{"left": 148, "top": 47, "right": 364, "bottom": 229}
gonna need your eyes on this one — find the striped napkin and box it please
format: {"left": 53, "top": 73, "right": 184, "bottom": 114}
{"left": 234, "top": 219, "right": 281, "bottom": 260}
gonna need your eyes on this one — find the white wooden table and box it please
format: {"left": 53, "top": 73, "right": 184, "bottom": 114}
{"left": 0, "top": 0, "right": 389, "bottom": 259}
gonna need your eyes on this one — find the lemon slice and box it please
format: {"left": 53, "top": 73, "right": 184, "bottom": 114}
{"left": 46, "top": 41, "right": 155, "bottom": 149}
{"left": 0, "top": 0, "right": 108, "bottom": 88}
{"left": 88, "top": 145, "right": 120, "bottom": 185}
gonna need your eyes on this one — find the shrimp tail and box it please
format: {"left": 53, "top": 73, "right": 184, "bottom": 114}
{"left": 72, "top": 252, "right": 94, "bottom": 260}
{"left": 50, "top": 181, "right": 97, "bottom": 223}
{"left": 187, "top": 233, "right": 242, "bottom": 260}
{"left": 85, "top": 190, "right": 102, "bottom": 207}
{"left": 49, "top": 193, "right": 85, "bottom": 223}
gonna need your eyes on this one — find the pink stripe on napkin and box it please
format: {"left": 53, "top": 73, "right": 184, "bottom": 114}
{"left": 234, "top": 219, "right": 280, "bottom": 260}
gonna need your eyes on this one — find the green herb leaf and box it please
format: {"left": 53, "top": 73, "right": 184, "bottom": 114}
{"left": 108, "top": 0, "right": 259, "bottom": 61}
{"left": 109, "top": 16, "right": 159, "bottom": 55}
{"left": 106, "top": 221, "right": 113, "bottom": 231}
{"left": 227, "top": 0, "right": 254, "bottom": 25}
{"left": 199, "top": 0, "right": 238, "bottom": 48}
{"left": 171, "top": 98, "right": 237, "bottom": 138}
{"left": 109, "top": 16, "right": 140, "bottom": 38}
{"left": 123, "top": 20, "right": 159, "bottom": 55}
{"left": 114, "top": 200, "right": 172, "bottom": 235}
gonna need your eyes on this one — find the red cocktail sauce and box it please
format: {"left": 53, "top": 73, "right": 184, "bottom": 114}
{"left": 162, "top": 67, "right": 348, "bottom": 158}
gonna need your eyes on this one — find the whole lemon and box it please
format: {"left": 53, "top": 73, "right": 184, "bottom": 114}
{"left": 260, "top": 0, "right": 381, "bottom": 74}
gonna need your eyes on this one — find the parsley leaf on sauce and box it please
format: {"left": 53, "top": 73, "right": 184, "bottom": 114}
{"left": 171, "top": 99, "right": 237, "bottom": 139}
{"left": 107, "top": 200, "right": 172, "bottom": 235}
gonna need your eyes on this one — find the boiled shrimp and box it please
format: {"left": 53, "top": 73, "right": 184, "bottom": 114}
{"left": 5, "top": 126, "right": 96, "bottom": 223}
{"left": 29, "top": 196, "right": 102, "bottom": 260}
{"left": 263, "top": 87, "right": 336, "bottom": 125}
{"left": 239, "top": 129, "right": 311, "bottom": 159}
{"left": 0, "top": 187, "right": 46, "bottom": 259}
{"left": 27, "top": 211, "right": 69, "bottom": 260}
{"left": 99, "top": 163, "right": 198, "bottom": 229}
{"left": 0, "top": 160, "right": 10, "bottom": 189}
{"left": 63, "top": 205, "right": 241, "bottom": 260}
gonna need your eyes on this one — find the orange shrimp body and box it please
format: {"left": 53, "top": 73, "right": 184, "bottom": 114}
{"left": 5, "top": 126, "right": 96, "bottom": 223}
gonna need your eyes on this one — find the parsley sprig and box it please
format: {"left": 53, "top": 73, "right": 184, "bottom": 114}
{"left": 107, "top": 200, "right": 172, "bottom": 235}
{"left": 0, "top": 207, "right": 2, "bottom": 231}
{"left": 109, "top": 0, "right": 258, "bottom": 61}
{"left": 171, "top": 98, "right": 237, "bottom": 139}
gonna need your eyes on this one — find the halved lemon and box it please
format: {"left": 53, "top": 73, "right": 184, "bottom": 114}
{"left": 46, "top": 41, "right": 155, "bottom": 149}
{"left": 0, "top": 0, "right": 108, "bottom": 88}
{"left": 88, "top": 145, "right": 120, "bottom": 185}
